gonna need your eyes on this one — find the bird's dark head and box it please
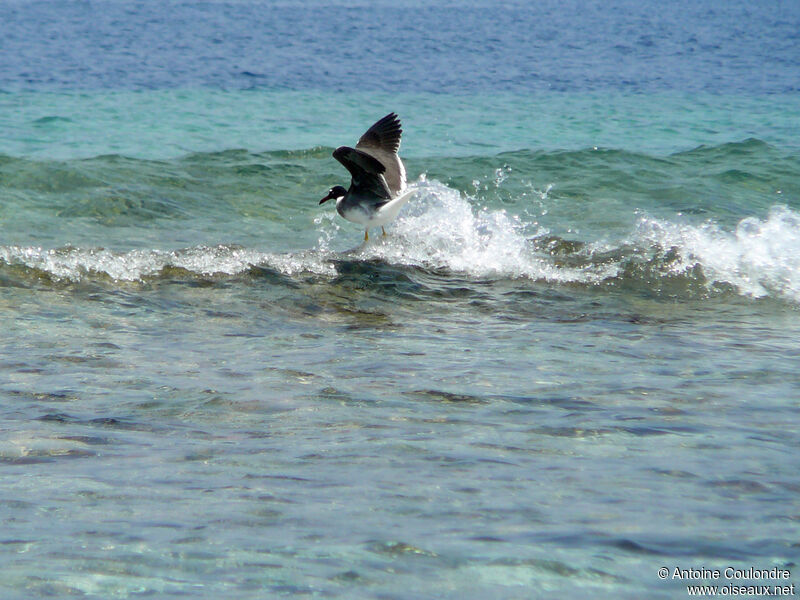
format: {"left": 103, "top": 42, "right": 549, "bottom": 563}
{"left": 319, "top": 185, "right": 347, "bottom": 205}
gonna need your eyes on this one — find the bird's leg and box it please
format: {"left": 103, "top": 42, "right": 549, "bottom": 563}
{"left": 364, "top": 230, "right": 369, "bottom": 242}
{"left": 381, "top": 226, "right": 387, "bottom": 237}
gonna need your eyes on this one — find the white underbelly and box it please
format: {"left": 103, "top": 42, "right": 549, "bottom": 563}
{"left": 338, "top": 189, "right": 413, "bottom": 228}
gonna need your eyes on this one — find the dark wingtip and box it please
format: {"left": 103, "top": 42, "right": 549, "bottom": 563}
{"left": 357, "top": 113, "right": 403, "bottom": 154}
{"left": 380, "top": 112, "right": 401, "bottom": 128}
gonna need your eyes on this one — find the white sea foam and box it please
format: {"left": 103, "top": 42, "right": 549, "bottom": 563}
{"left": 0, "top": 244, "right": 335, "bottom": 282}
{"left": 1, "top": 179, "right": 607, "bottom": 284}
{"left": 2, "top": 179, "right": 799, "bottom": 303}
{"left": 324, "top": 178, "right": 616, "bottom": 284}
{"left": 633, "top": 205, "right": 800, "bottom": 302}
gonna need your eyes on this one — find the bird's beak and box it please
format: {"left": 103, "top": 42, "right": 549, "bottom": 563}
{"left": 319, "top": 192, "right": 334, "bottom": 205}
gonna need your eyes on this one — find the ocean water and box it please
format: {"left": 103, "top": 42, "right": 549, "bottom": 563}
{"left": 2, "top": 1, "right": 800, "bottom": 598}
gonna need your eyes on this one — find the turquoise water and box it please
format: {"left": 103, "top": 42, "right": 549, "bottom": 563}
{"left": 5, "top": 90, "right": 800, "bottom": 159}
{"left": 2, "top": 1, "right": 800, "bottom": 598}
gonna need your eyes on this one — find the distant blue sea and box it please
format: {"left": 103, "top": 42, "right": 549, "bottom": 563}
{"left": 1, "top": 1, "right": 799, "bottom": 598}
{"left": 1, "top": 0, "right": 798, "bottom": 95}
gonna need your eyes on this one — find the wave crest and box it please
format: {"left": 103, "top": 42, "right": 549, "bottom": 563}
{"left": 0, "top": 244, "right": 335, "bottom": 283}
{"left": 2, "top": 180, "right": 799, "bottom": 304}
{"left": 633, "top": 205, "right": 800, "bottom": 301}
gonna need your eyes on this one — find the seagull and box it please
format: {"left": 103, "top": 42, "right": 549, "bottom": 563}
{"left": 319, "top": 112, "right": 411, "bottom": 242}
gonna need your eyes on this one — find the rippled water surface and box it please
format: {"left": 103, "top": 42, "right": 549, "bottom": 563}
{"left": 1, "top": 0, "right": 799, "bottom": 598}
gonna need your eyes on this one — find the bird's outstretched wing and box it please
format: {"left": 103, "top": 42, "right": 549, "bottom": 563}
{"left": 356, "top": 113, "right": 402, "bottom": 154}
{"left": 333, "top": 146, "right": 391, "bottom": 201}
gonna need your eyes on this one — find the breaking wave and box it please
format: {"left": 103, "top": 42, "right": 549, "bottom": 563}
{"left": 2, "top": 179, "right": 799, "bottom": 304}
